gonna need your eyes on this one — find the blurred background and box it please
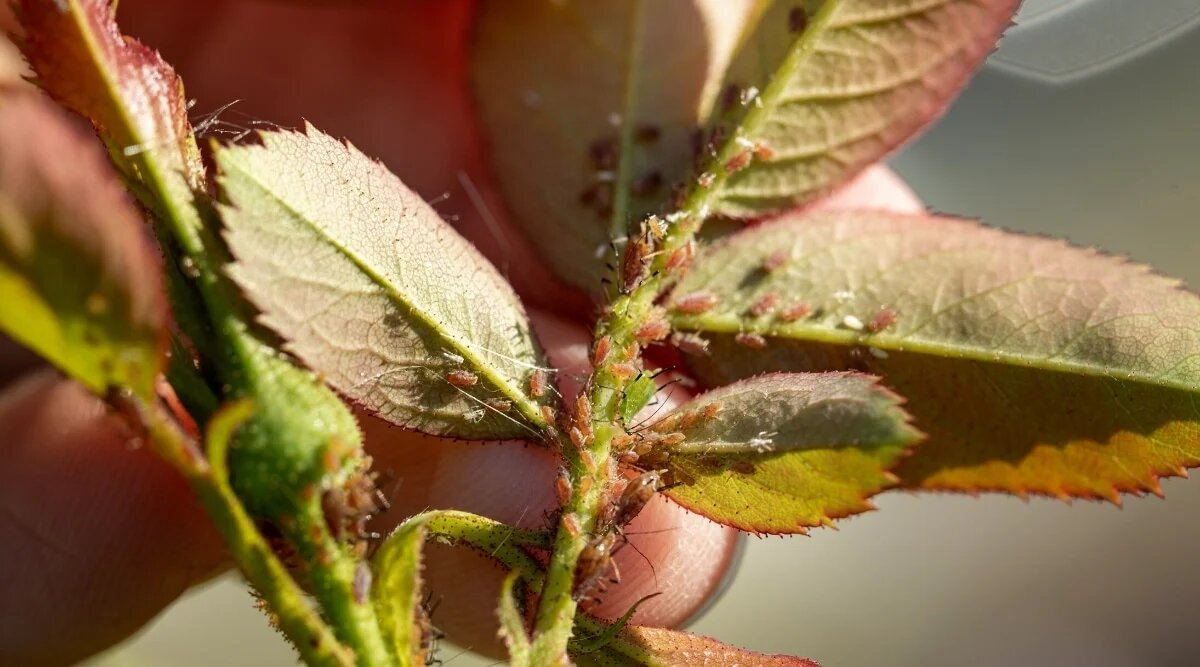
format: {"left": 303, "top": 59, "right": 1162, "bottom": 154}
{"left": 86, "top": 1, "right": 1200, "bottom": 665}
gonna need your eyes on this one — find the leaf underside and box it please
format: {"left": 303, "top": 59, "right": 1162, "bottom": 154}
{"left": 671, "top": 211, "right": 1200, "bottom": 501}
{"left": 0, "top": 94, "right": 165, "bottom": 397}
{"left": 576, "top": 623, "right": 821, "bottom": 667}
{"left": 471, "top": 0, "right": 1020, "bottom": 289}
{"left": 471, "top": 0, "right": 755, "bottom": 290}
{"left": 651, "top": 372, "right": 920, "bottom": 533}
{"left": 701, "top": 0, "right": 1021, "bottom": 218}
{"left": 216, "top": 126, "right": 551, "bottom": 440}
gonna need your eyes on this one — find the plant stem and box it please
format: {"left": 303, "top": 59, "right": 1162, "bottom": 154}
{"left": 136, "top": 399, "right": 355, "bottom": 667}
{"left": 288, "top": 513, "right": 395, "bottom": 667}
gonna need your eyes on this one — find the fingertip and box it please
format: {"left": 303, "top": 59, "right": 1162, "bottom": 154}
{"left": 587, "top": 496, "right": 741, "bottom": 628}
{"left": 0, "top": 371, "right": 225, "bottom": 665}
{"left": 810, "top": 164, "right": 925, "bottom": 214}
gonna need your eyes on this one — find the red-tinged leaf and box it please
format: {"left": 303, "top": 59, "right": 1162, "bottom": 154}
{"left": 669, "top": 211, "right": 1200, "bottom": 502}
{"left": 697, "top": 0, "right": 1021, "bottom": 218}
{"left": 0, "top": 93, "right": 166, "bottom": 397}
{"left": 647, "top": 372, "right": 920, "bottom": 533}
{"left": 574, "top": 622, "right": 820, "bottom": 667}
{"left": 16, "top": 0, "right": 205, "bottom": 199}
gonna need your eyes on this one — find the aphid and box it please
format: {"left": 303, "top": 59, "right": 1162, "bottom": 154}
{"left": 696, "top": 171, "right": 715, "bottom": 188}
{"left": 580, "top": 450, "right": 597, "bottom": 472}
{"left": 753, "top": 141, "right": 776, "bottom": 161}
{"left": 842, "top": 314, "right": 865, "bottom": 331}
{"left": 734, "top": 332, "right": 768, "bottom": 349}
{"left": 702, "top": 401, "right": 723, "bottom": 419}
{"left": 867, "top": 308, "right": 898, "bottom": 333}
{"left": 619, "top": 372, "right": 659, "bottom": 424}
{"left": 610, "top": 362, "right": 638, "bottom": 382}
{"left": 750, "top": 291, "right": 780, "bottom": 317}
{"left": 569, "top": 425, "right": 589, "bottom": 449}
{"left": 572, "top": 532, "right": 618, "bottom": 601}
{"left": 588, "top": 136, "right": 618, "bottom": 170}
{"left": 634, "top": 316, "right": 671, "bottom": 345}
{"left": 724, "top": 150, "right": 752, "bottom": 173}
{"left": 445, "top": 369, "right": 478, "bottom": 387}
{"left": 353, "top": 561, "right": 372, "bottom": 604}
{"left": 612, "top": 432, "right": 636, "bottom": 450}
{"left": 540, "top": 404, "right": 557, "bottom": 425}
{"left": 789, "top": 6, "right": 808, "bottom": 33}
{"left": 665, "top": 241, "right": 696, "bottom": 272}
{"left": 555, "top": 468, "right": 572, "bottom": 505}
{"left": 592, "top": 335, "right": 613, "bottom": 367}
{"left": 678, "top": 408, "right": 701, "bottom": 430}
{"left": 574, "top": 393, "right": 594, "bottom": 434}
{"left": 778, "top": 302, "right": 812, "bottom": 322}
{"left": 614, "top": 470, "right": 662, "bottom": 528}
{"left": 672, "top": 291, "right": 719, "bottom": 314}
{"left": 621, "top": 233, "right": 652, "bottom": 294}
{"left": 631, "top": 171, "right": 663, "bottom": 196}
{"left": 763, "top": 248, "right": 789, "bottom": 272}
{"left": 670, "top": 331, "right": 710, "bottom": 357}
{"left": 729, "top": 460, "right": 757, "bottom": 475}
{"left": 485, "top": 398, "right": 512, "bottom": 413}
{"left": 321, "top": 463, "right": 385, "bottom": 543}
{"left": 656, "top": 432, "right": 686, "bottom": 448}
{"left": 635, "top": 124, "right": 661, "bottom": 143}
{"left": 529, "top": 369, "right": 547, "bottom": 398}
{"left": 563, "top": 513, "right": 582, "bottom": 538}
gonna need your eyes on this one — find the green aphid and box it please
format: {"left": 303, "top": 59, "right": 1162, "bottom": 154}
{"left": 619, "top": 373, "right": 658, "bottom": 425}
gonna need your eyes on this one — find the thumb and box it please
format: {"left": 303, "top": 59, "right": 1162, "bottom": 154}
{"left": 0, "top": 371, "right": 225, "bottom": 666}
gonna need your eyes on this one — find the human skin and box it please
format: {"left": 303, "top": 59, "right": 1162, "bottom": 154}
{"left": 0, "top": 1, "right": 923, "bottom": 664}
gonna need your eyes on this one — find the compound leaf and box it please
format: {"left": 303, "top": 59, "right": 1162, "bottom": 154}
{"left": 0, "top": 94, "right": 166, "bottom": 398}
{"left": 216, "top": 126, "right": 552, "bottom": 440}
{"left": 670, "top": 211, "right": 1200, "bottom": 501}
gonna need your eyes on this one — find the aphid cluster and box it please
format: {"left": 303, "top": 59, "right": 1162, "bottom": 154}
{"left": 571, "top": 470, "right": 665, "bottom": 602}
{"left": 320, "top": 456, "right": 390, "bottom": 556}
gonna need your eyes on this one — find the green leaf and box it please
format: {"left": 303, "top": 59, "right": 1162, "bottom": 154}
{"left": 696, "top": 0, "right": 1020, "bottom": 218}
{"left": 471, "top": 0, "right": 752, "bottom": 289}
{"left": 670, "top": 211, "right": 1200, "bottom": 501}
{"left": 215, "top": 126, "right": 552, "bottom": 440}
{"left": 573, "top": 620, "right": 821, "bottom": 667}
{"left": 648, "top": 372, "right": 919, "bottom": 533}
{"left": 371, "top": 516, "right": 430, "bottom": 667}
{"left": 0, "top": 94, "right": 166, "bottom": 398}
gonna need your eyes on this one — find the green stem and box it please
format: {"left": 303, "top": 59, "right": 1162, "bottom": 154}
{"left": 288, "top": 513, "right": 394, "bottom": 667}
{"left": 137, "top": 399, "right": 355, "bottom": 667}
